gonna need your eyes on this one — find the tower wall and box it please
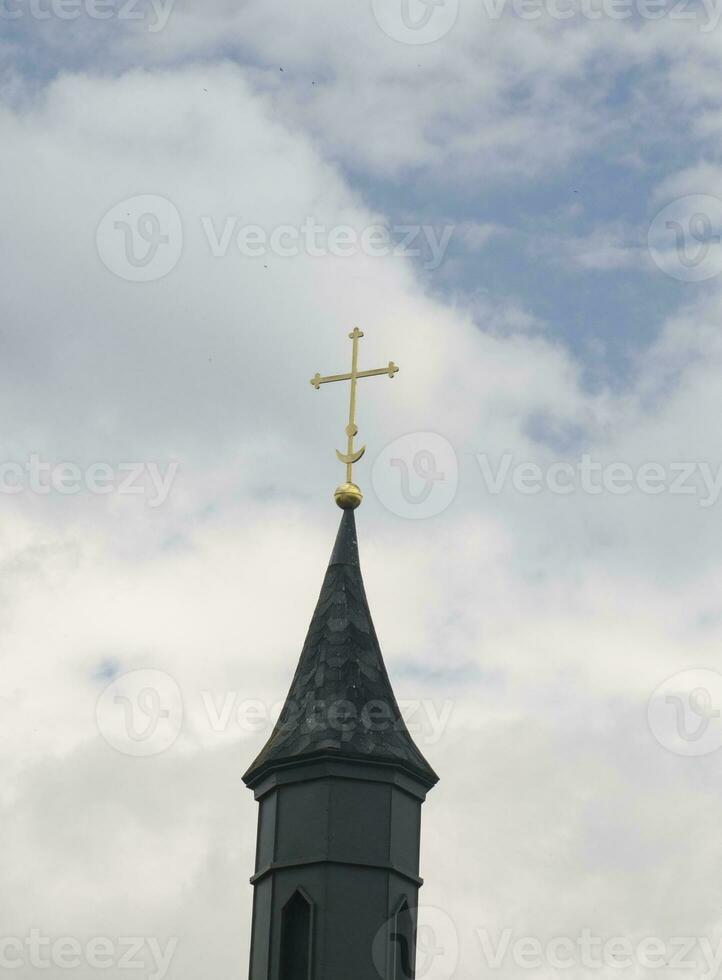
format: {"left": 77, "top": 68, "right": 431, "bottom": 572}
{"left": 247, "top": 760, "right": 430, "bottom": 980}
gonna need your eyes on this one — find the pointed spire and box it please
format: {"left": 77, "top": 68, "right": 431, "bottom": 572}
{"left": 243, "top": 510, "right": 438, "bottom": 788}
{"left": 328, "top": 508, "right": 360, "bottom": 566}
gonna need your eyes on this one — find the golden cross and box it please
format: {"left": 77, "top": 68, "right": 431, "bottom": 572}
{"left": 310, "top": 327, "right": 399, "bottom": 509}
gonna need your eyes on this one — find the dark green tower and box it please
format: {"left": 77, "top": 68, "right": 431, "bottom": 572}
{"left": 243, "top": 509, "right": 438, "bottom": 980}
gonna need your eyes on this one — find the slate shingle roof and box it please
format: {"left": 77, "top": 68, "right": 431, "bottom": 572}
{"left": 243, "top": 510, "right": 438, "bottom": 788}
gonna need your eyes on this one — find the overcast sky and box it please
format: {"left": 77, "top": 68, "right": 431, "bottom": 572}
{"left": 3, "top": 2, "right": 722, "bottom": 979}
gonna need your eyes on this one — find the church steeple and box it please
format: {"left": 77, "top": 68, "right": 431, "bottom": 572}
{"left": 243, "top": 328, "right": 438, "bottom": 980}
{"left": 243, "top": 510, "right": 439, "bottom": 980}
{"left": 243, "top": 509, "right": 438, "bottom": 789}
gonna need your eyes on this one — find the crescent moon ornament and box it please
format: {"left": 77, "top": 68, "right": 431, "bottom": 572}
{"left": 336, "top": 445, "right": 366, "bottom": 465}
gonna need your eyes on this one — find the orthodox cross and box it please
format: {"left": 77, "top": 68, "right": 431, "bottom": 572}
{"left": 310, "top": 327, "right": 399, "bottom": 508}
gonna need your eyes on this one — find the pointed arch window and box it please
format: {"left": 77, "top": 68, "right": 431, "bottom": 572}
{"left": 390, "top": 898, "right": 415, "bottom": 980}
{"left": 280, "top": 889, "right": 313, "bottom": 980}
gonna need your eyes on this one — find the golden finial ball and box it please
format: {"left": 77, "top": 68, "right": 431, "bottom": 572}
{"left": 334, "top": 482, "right": 363, "bottom": 509}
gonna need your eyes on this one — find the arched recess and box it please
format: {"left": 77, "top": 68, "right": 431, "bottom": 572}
{"left": 280, "top": 888, "right": 313, "bottom": 980}
{"left": 389, "top": 897, "right": 415, "bottom": 980}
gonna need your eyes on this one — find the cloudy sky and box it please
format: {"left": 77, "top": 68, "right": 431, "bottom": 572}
{"left": 3, "top": 1, "right": 722, "bottom": 978}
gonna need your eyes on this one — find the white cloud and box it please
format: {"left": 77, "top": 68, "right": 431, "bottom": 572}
{"left": 3, "top": 21, "right": 722, "bottom": 980}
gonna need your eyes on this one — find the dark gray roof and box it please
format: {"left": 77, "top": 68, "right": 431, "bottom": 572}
{"left": 243, "top": 510, "right": 439, "bottom": 788}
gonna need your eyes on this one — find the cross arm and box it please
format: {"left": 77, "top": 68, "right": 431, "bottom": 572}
{"left": 310, "top": 362, "right": 399, "bottom": 389}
